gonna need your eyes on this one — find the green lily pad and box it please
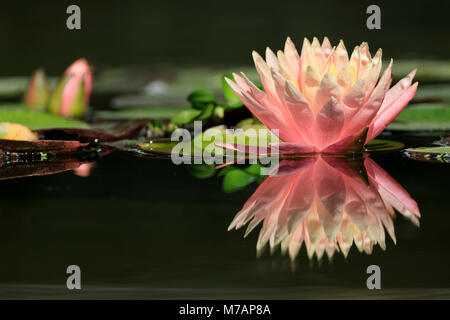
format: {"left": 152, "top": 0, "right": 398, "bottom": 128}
{"left": 404, "top": 146, "right": 450, "bottom": 163}
{"left": 395, "top": 104, "right": 450, "bottom": 122}
{"left": 387, "top": 103, "right": 450, "bottom": 131}
{"left": 0, "top": 106, "right": 89, "bottom": 130}
{"left": 365, "top": 139, "right": 405, "bottom": 152}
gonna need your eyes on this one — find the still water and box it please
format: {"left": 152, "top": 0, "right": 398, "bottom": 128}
{"left": 0, "top": 134, "right": 449, "bottom": 299}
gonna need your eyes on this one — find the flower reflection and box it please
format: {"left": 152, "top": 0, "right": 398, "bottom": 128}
{"left": 229, "top": 155, "right": 420, "bottom": 260}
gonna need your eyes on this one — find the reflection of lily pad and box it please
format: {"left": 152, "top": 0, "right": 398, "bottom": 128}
{"left": 0, "top": 138, "right": 93, "bottom": 154}
{"left": 188, "top": 164, "right": 216, "bottom": 179}
{"left": 404, "top": 146, "right": 450, "bottom": 163}
{"left": 0, "top": 155, "right": 100, "bottom": 180}
{"left": 223, "top": 169, "right": 255, "bottom": 193}
{"left": 0, "top": 106, "right": 89, "bottom": 130}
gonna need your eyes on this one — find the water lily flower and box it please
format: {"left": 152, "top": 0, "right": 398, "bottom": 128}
{"left": 229, "top": 156, "right": 420, "bottom": 260}
{"left": 23, "top": 69, "right": 50, "bottom": 110}
{"left": 0, "top": 122, "right": 37, "bottom": 141}
{"left": 48, "top": 59, "right": 93, "bottom": 118}
{"left": 225, "top": 37, "right": 418, "bottom": 153}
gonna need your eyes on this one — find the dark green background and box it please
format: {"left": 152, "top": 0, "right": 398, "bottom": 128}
{"left": 0, "top": 0, "right": 449, "bottom": 75}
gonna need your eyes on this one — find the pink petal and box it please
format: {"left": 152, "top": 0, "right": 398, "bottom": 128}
{"left": 265, "top": 47, "right": 279, "bottom": 72}
{"left": 252, "top": 51, "right": 282, "bottom": 106}
{"left": 343, "top": 59, "right": 393, "bottom": 138}
{"left": 315, "top": 158, "right": 346, "bottom": 240}
{"left": 314, "top": 72, "right": 341, "bottom": 108}
{"left": 366, "top": 82, "right": 418, "bottom": 142}
{"left": 334, "top": 40, "right": 349, "bottom": 71}
{"left": 284, "top": 80, "right": 315, "bottom": 144}
{"left": 364, "top": 157, "right": 421, "bottom": 220}
{"left": 284, "top": 37, "right": 301, "bottom": 80}
{"left": 378, "top": 69, "right": 417, "bottom": 115}
{"left": 314, "top": 97, "right": 345, "bottom": 150}
{"left": 321, "top": 128, "right": 367, "bottom": 153}
{"left": 225, "top": 78, "right": 300, "bottom": 143}
{"left": 342, "top": 78, "right": 366, "bottom": 119}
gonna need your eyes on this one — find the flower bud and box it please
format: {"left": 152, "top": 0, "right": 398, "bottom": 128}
{"left": 23, "top": 69, "right": 50, "bottom": 110}
{"left": 48, "top": 59, "right": 93, "bottom": 118}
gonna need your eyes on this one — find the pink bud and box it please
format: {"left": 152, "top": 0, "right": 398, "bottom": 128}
{"left": 60, "top": 58, "right": 93, "bottom": 117}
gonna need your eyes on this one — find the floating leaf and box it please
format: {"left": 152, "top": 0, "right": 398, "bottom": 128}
{"left": 387, "top": 104, "right": 450, "bottom": 131}
{"left": 0, "top": 106, "right": 89, "bottom": 130}
{"left": 38, "top": 119, "right": 150, "bottom": 143}
{"left": 404, "top": 146, "right": 450, "bottom": 163}
{"left": 135, "top": 139, "right": 179, "bottom": 155}
{"left": 365, "top": 139, "right": 405, "bottom": 152}
{"left": 395, "top": 104, "right": 450, "bottom": 122}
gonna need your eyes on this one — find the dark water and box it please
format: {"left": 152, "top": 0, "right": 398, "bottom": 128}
{"left": 0, "top": 134, "right": 449, "bottom": 299}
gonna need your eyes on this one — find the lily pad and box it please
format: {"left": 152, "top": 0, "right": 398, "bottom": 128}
{"left": 386, "top": 104, "right": 450, "bottom": 131}
{"left": 0, "top": 106, "right": 89, "bottom": 130}
{"left": 37, "top": 119, "right": 150, "bottom": 143}
{"left": 403, "top": 146, "right": 450, "bottom": 163}
{"left": 365, "top": 139, "right": 405, "bottom": 152}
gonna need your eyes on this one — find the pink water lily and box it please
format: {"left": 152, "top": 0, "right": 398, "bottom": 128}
{"left": 226, "top": 37, "right": 418, "bottom": 153}
{"left": 48, "top": 58, "right": 93, "bottom": 118}
{"left": 229, "top": 156, "right": 420, "bottom": 260}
